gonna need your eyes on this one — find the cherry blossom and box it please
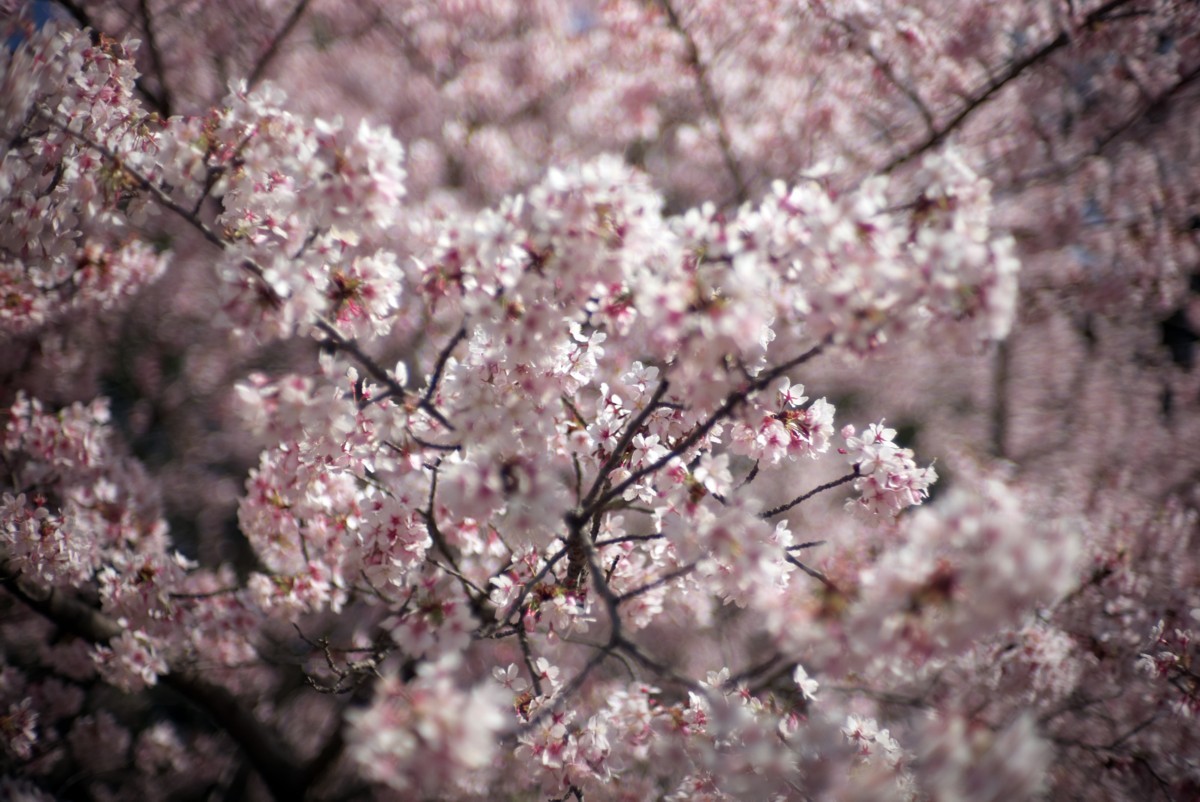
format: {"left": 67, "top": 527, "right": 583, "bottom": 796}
{"left": 2, "top": 1, "right": 1198, "bottom": 799}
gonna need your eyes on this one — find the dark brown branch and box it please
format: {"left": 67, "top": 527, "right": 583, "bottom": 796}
{"left": 580, "top": 379, "right": 671, "bottom": 512}
{"left": 40, "top": 111, "right": 230, "bottom": 251}
{"left": 786, "top": 539, "right": 827, "bottom": 551}
{"left": 658, "top": 0, "right": 749, "bottom": 203}
{"left": 517, "top": 627, "right": 544, "bottom": 697}
{"left": 403, "top": 434, "right": 460, "bottom": 452}
{"left": 881, "top": 0, "right": 1136, "bottom": 174}
{"left": 594, "top": 533, "right": 664, "bottom": 548}
{"left": 300, "top": 711, "right": 348, "bottom": 792}
{"left": 160, "top": 671, "right": 305, "bottom": 799}
{"left": 248, "top": 0, "right": 313, "bottom": 89}
{"left": 612, "top": 634, "right": 708, "bottom": 697}
{"left": 550, "top": 785, "right": 585, "bottom": 802}
{"left": 315, "top": 319, "right": 455, "bottom": 431}
{"left": 54, "top": 0, "right": 170, "bottom": 113}
{"left": 991, "top": 339, "right": 1010, "bottom": 459}
{"left": 784, "top": 553, "right": 838, "bottom": 592}
{"left": 594, "top": 341, "right": 827, "bottom": 513}
{"left": 136, "top": 0, "right": 173, "bottom": 116}
{"left": 615, "top": 561, "right": 697, "bottom": 604}
{"left": 1, "top": 563, "right": 121, "bottom": 643}
{"left": 51, "top": 1, "right": 90, "bottom": 29}
{"left": 1, "top": 558, "right": 305, "bottom": 801}
{"left": 422, "top": 326, "right": 467, "bottom": 409}
{"left": 827, "top": 683, "right": 934, "bottom": 710}
{"left": 419, "top": 464, "right": 492, "bottom": 618}
{"left": 761, "top": 468, "right": 859, "bottom": 519}
{"left": 583, "top": 515, "right": 621, "bottom": 630}
{"left": 169, "top": 587, "right": 242, "bottom": 600}
{"left": 494, "top": 545, "right": 569, "bottom": 632}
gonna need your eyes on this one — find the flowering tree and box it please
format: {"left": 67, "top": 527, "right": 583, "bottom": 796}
{"left": 2, "top": 1, "right": 1198, "bottom": 800}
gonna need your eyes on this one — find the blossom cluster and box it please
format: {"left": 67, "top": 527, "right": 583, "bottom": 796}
{"left": 2, "top": 2, "right": 1198, "bottom": 799}
{"left": 347, "top": 656, "right": 507, "bottom": 796}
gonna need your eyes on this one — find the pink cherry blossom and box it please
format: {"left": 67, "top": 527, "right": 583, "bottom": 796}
{"left": 2, "top": 2, "right": 1199, "bottom": 799}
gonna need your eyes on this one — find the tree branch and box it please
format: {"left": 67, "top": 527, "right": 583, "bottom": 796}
{"left": 881, "top": 0, "right": 1136, "bottom": 174}
{"left": 136, "top": 0, "right": 173, "bottom": 116}
{"left": 422, "top": 326, "right": 467, "bottom": 410}
{"left": 615, "top": 561, "right": 697, "bottom": 604}
{"left": 315, "top": 318, "right": 456, "bottom": 432}
{"left": 248, "top": 0, "right": 313, "bottom": 89}
{"left": 594, "top": 340, "right": 827, "bottom": 513}
{"left": 784, "top": 553, "right": 838, "bottom": 592}
{"left": 39, "top": 110, "right": 230, "bottom": 252}
{"left": 54, "top": 0, "right": 170, "bottom": 113}
{"left": 579, "top": 379, "right": 671, "bottom": 512}
{"left": 658, "top": 0, "right": 749, "bottom": 203}
{"left": 991, "top": 339, "right": 1010, "bottom": 459}
{"left": 1, "top": 558, "right": 305, "bottom": 801}
{"left": 761, "top": 468, "right": 859, "bottom": 519}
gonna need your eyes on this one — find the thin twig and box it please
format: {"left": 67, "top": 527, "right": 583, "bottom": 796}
{"left": 594, "top": 341, "right": 827, "bottom": 513}
{"left": 513, "top": 647, "right": 611, "bottom": 736}
{"left": 54, "top": 0, "right": 170, "bottom": 112}
{"left": 594, "top": 533, "right": 664, "bottom": 548}
{"left": 136, "top": 0, "right": 173, "bottom": 116}
{"left": 517, "top": 627, "right": 544, "bottom": 697}
{"left": 421, "top": 326, "right": 467, "bottom": 408}
{"left": 761, "top": 468, "right": 859, "bottom": 519}
{"left": 658, "top": 0, "right": 748, "bottom": 203}
{"left": 784, "top": 553, "right": 838, "bottom": 592}
{"left": 616, "top": 561, "right": 698, "bottom": 604}
{"left": 785, "top": 540, "right": 827, "bottom": 551}
{"left": 881, "top": 0, "right": 1136, "bottom": 174}
{"left": 1003, "top": 57, "right": 1200, "bottom": 194}
{"left": 315, "top": 319, "right": 455, "bottom": 431}
{"left": 420, "top": 463, "right": 459, "bottom": 571}
{"left": 248, "top": 0, "right": 313, "bottom": 88}
{"left": 737, "top": 459, "right": 760, "bottom": 489}
{"left": 837, "top": 18, "right": 934, "bottom": 136}
{"left": 580, "top": 379, "right": 671, "bottom": 512}
{"left": 39, "top": 110, "right": 231, "bottom": 251}
{"left": 495, "top": 546, "right": 569, "bottom": 632}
